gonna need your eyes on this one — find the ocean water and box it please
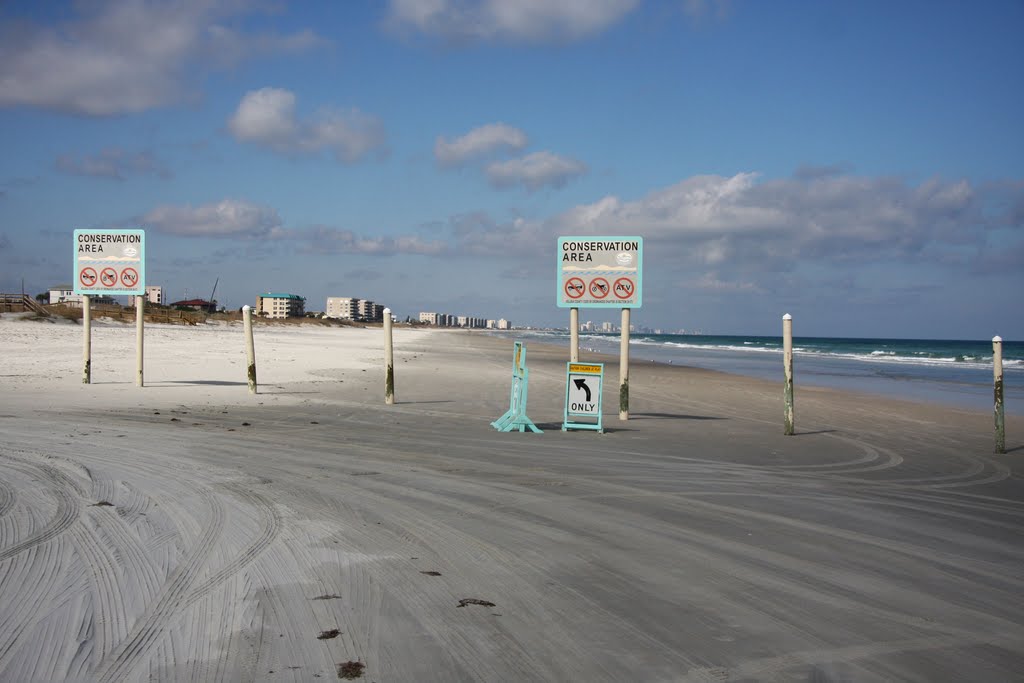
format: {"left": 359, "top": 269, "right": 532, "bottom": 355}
{"left": 501, "top": 330, "right": 1023, "bottom": 415}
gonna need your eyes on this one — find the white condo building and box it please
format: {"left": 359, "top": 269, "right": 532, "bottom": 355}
{"left": 326, "top": 297, "right": 360, "bottom": 320}
{"left": 48, "top": 285, "right": 81, "bottom": 306}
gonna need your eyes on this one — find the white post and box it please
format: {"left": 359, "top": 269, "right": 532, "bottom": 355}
{"left": 783, "top": 313, "right": 794, "bottom": 435}
{"left": 384, "top": 308, "right": 395, "bottom": 405}
{"left": 82, "top": 295, "right": 92, "bottom": 384}
{"left": 243, "top": 305, "right": 257, "bottom": 394}
{"left": 135, "top": 294, "right": 144, "bottom": 387}
{"left": 619, "top": 308, "right": 630, "bottom": 420}
{"left": 994, "top": 336, "right": 1005, "bottom": 454}
{"left": 570, "top": 307, "right": 579, "bottom": 362}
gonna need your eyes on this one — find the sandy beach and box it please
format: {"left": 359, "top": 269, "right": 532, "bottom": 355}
{"left": 1, "top": 314, "right": 1022, "bottom": 682}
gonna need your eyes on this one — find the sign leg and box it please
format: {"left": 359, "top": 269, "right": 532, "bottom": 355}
{"left": 136, "top": 295, "right": 144, "bottom": 387}
{"left": 82, "top": 295, "right": 91, "bottom": 384}
{"left": 619, "top": 308, "right": 629, "bottom": 420}
{"left": 570, "top": 308, "right": 579, "bottom": 362}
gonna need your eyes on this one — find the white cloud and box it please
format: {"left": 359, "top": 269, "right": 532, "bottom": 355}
{"left": 56, "top": 147, "right": 171, "bottom": 181}
{"left": 434, "top": 123, "right": 528, "bottom": 167}
{"left": 301, "top": 227, "right": 447, "bottom": 255}
{"left": 0, "top": 0, "right": 323, "bottom": 116}
{"left": 445, "top": 171, "right": 1023, "bottom": 280}
{"left": 486, "top": 151, "right": 588, "bottom": 191}
{"left": 228, "top": 88, "right": 387, "bottom": 163}
{"left": 387, "top": 0, "right": 638, "bottom": 43}
{"left": 141, "top": 198, "right": 445, "bottom": 255}
{"left": 143, "top": 199, "right": 283, "bottom": 238}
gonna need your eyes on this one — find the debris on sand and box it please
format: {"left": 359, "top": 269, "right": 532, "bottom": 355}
{"left": 336, "top": 660, "right": 365, "bottom": 679}
{"left": 457, "top": 598, "right": 496, "bottom": 608}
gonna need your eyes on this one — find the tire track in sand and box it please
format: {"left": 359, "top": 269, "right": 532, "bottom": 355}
{"left": 0, "top": 479, "right": 14, "bottom": 519}
{"left": 94, "top": 483, "right": 281, "bottom": 682}
{"left": 93, "top": 488, "right": 225, "bottom": 683}
{"left": 0, "top": 484, "right": 79, "bottom": 563}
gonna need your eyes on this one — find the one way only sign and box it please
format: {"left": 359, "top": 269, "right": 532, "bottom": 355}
{"left": 563, "top": 362, "right": 604, "bottom": 432}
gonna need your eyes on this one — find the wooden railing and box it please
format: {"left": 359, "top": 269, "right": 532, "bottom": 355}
{"left": 0, "top": 293, "right": 47, "bottom": 314}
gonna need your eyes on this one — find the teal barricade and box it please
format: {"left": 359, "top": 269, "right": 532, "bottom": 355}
{"left": 491, "top": 341, "right": 542, "bottom": 433}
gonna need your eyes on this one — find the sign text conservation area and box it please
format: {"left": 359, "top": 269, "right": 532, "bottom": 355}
{"left": 557, "top": 236, "right": 643, "bottom": 308}
{"left": 74, "top": 229, "right": 146, "bottom": 296}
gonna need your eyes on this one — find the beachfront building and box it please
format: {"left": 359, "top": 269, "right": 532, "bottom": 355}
{"left": 419, "top": 312, "right": 439, "bottom": 325}
{"left": 145, "top": 285, "right": 164, "bottom": 306}
{"left": 455, "top": 316, "right": 486, "bottom": 328}
{"left": 497, "top": 319, "right": 511, "bottom": 330}
{"left": 326, "top": 297, "right": 360, "bottom": 320}
{"left": 358, "top": 300, "right": 384, "bottom": 322}
{"left": 48, "top": 285, "right": 82, "bottom": 306}
{"left": 256, "top": 293, "right": 305, "bottom": 319}
{"left": 170, "top": 298, "right": 215, "bottom": 312}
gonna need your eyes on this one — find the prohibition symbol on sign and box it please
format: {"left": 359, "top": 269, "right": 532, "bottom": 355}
{"left": 100, "top": 267, "right": 118, "bottom": 287}
{"left": 564, "top": 277, "right": 585, "bottom": 299}
{"left": 121, "top": 267, "right": 139, "bottom": 287}
{"left": 589, "top": 277, "right": 609, "bottom": 299}
{"left": 80, "top": 267, "right": 97, "bottom": 287}
{"left": 613, "top": 277, "right": 634, "bottom": 298}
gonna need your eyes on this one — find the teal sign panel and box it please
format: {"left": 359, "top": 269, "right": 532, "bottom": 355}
{"left": 557, "top": 236, "right": 642, "bottom": 308}
{"left": 74, "top": 229, "right": 146, "bottom": 296}
{"left": 562, "top": 362, "right": 604, "bottom": 433}
{"left": 492, "top": 341, "right": 542, "bottom": 433}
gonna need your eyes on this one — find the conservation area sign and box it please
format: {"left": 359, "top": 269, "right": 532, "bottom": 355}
{"left": 74, "top": 229, "right": 146, "bottom": 296}
{"left": 557, "top": 236, "right": 642, "bottom": 308}
{"left": 563, "top": 362, "right": 604, "bottom": 432}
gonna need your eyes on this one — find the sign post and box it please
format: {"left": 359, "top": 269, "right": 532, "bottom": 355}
{"left": 74, "top": 229, "right": 146, "bottom": 385}
{"left": 557, "top": 236, "right": 642, "bottom": 421}
{"left": 563, "top": 362, "right": 604, "bottom": 432}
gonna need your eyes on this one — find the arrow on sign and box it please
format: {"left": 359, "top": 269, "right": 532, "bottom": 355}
{"left": 573, "top": 378, "right": 592, "bottom": 402}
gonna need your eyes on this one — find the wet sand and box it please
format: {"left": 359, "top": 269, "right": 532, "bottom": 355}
{"left": 1, "top": 315, "right": 1022, "bottom": 681}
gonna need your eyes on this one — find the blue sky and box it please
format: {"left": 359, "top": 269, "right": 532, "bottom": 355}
{"left": 1, "top": 0, "right": 1022, "bottom": 337}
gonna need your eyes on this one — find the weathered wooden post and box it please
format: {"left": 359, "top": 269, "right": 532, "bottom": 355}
{"left": 243, "top": 305, "right": 257, "bottom": 394}
{"left": 82, "top": 294, "right": 92, "bottom": 384}
{"left": 783, "top": 313, "right": 794, "bottom": 435}
{"left": 384, "top": 307, "right": 395, "bottom": 405}
{"left": 994, "top": 336, "right": 1005, "bottom": 454}
{"left": 570, "top": 307, "right": 580, "bottom": 362}
{"left": 620, "top": 308, "right": 630, "bottom": 420}
{"left": 135, "top": 295, "right": 144, "bottom": 387}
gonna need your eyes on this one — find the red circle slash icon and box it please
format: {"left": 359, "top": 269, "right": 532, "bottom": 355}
{"left": 589, "top": 277, "right": 610, "bottom": 299}
{"left": 120, "top": 267, "right": 138, "bottom": 287}
{"left": 613, "top": 277, "right": 634, "bottom": 299}
{"left": 79, "top": 267, "right": 97, "bottom": 288}
{"left": 100, "top": 267, "right": 118, "bottom": 287}
{"left": 564, "top": 277, "right": 585, "bottom": 299}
